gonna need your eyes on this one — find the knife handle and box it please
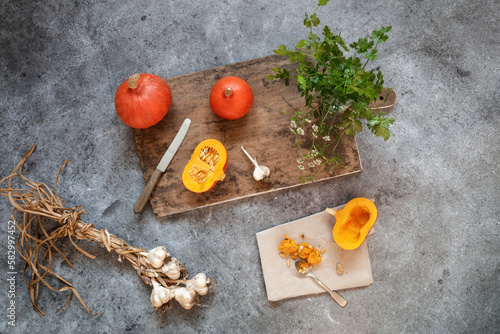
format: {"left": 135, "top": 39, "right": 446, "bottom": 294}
{"left": 134, "top": 168, "right": 162, "bottom": 214}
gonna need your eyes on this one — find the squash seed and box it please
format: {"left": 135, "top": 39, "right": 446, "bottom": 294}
{"left": 200, "top": 146, "right": 219, "bottom": 166}
{"left": 336, "top": 262, "right": 344, "bottom": 276}
{"left": 188, "top": 166, "right": 198, "bottom": 175}
{"left": 195, "top": 171, "right": 208, "bottom": 183}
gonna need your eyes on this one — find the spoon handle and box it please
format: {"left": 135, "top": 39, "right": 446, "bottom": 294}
{"left": 310, "top": 275, "right": 348, "bottom": 307}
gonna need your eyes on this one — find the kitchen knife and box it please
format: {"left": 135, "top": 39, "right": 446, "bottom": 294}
{"left": 134, "top": 118, "right": 191, "bottom": 213}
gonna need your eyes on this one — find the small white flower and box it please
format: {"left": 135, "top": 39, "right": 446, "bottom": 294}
{"left": 313, "top": 133, "right": 318, "bottom": 139}
{"left": 323, "top": 136, "right": 331, "bottom": 141}
{"left": 290, "top": 120, "right": 297, "bottom": 128}
{"left": 305, "top": 118, "right": 312, "bottom": 123}
{"left": 297, "top": 159, "right": 304, "bottom": 164}
{"left": 297, "top": 128, "right": 304, "bottom": 135}
{"left": 312, "top": 125, "right": 319, "bottom": 132}
{"left": 308, "top": 162, "right": 315, "bottom": 167}
{"left": 314, "top": 159, "right": 322, "bottom": 165}
{"left": 311, "top": 149, "right": 319, "bottom": 157}
{"left": 298, "top": 165, "right": 305, "bottom": 170}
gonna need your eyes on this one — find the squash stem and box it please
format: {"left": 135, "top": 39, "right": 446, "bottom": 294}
{"left": 128, "top": 74, "right": 140, "bottom": 89}
{"left": 325, "top": 208, "right": 338, "bottom": 216}
{"left": 224, "top": 87, "right": 233, "bottom": 97}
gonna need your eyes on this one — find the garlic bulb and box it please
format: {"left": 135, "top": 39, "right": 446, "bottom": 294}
{"left": 161, "top": 259, "right": 181, "bottom": 279}
{"left": 241, "top": 146, "right": 271, "bottom": 181}
{"left": 185, "top": 273, "right": 210, "bottom": 295}
{"left": 252, "top": 162, "right": 271, "bottom": 181}
{"left": 150, "top": 279, "right": 174, "bottom": 308}
{"left": 145, "top": 246, "right": 169, "bottom": 269}
{"left": 174, "top": 287, "right": 197, "bottom": 310}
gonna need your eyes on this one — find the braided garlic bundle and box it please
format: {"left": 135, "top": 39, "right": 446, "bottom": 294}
{"left": 0, "top": 145, "right": 213, "bottom": 316}
{"left": 142, "top": 246, "right": 212, "bottom": 309}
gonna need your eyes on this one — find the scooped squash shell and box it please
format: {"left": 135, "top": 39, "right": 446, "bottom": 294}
{"left": 182, "top": 139, "right": 227, "bottom": 193}
{"left": 331, "top": 198, "right": 377, "bottom": 250}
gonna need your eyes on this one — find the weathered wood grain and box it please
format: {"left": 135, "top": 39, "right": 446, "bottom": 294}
{"left": 133, "top": 54, "right": 394, "bottom": 217}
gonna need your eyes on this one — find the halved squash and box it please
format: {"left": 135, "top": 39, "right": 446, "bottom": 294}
{"left": 326, "top": 198, "right": 377, "bottom": 250}
{"left": 182, "top": 139, "right": 227, "bottom": 193}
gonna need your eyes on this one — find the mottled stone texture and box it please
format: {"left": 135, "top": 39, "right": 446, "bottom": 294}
{"left": 0, "top": 0, "right": 499, "bottom": 333}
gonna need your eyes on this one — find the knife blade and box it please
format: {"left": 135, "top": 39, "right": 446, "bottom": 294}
{"left": 134, "top": 118, "right": 191, "bottom": 213}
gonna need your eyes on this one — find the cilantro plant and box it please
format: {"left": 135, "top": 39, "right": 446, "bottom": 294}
{"left": 268, "top": 0, "right": 394, "bottom": 181}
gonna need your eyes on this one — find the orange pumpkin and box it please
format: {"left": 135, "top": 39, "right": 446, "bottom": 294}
{"left": 326, "top": 198, "right": 377, "bottom": 250}
{"left": 209, "top": 76, "right": 253, "bottom": 120}
{"left": 182, "top": 139, "right": 227, "bottom": 193}
{"left": 114, "top": 73, "right": 172, "bottom": 129}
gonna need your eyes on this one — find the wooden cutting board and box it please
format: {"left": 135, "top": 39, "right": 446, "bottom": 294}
{"left": 133, "top": 54, "right": 395, "bottom": 217}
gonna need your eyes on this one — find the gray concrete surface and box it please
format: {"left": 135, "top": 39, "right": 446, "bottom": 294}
{"left": 1, "top": 0, "right": 499, "bottom": 333}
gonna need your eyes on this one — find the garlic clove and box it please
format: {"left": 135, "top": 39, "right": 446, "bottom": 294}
{"left": 253, "top": 164, "right": 270, "bottom": 181}
{"left": 262, "top": 165, "right": 271, "bottom": 177}
{"left": 241, "top": 146, "right": 271, "bottom": 181}
{"left": 145, "top": 246, "right": 169, "bottom": 269}
{"left": 161, "top": 259, "right": 181, "bottom": 279}
{"left": 174, "top": 287, "right": 197, "bottom": 310}
{"left": 186, "top": 273, "right": 209, "bottom": 296}
{"left": 253, "top": 167, "right": 265, "bottom": 181}
{"left": 150, "top": 279, "right": 174, "bottom": 308}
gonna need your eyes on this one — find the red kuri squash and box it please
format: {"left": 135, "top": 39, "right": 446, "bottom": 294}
{"left": 209, "top": 76, "right": 253, "bottom": 120}
{"left": 115, "top": 73, "right": 172, "bottom": 129}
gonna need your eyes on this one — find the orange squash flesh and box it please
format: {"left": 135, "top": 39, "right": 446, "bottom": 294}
{"left": 330, "top": 198, "right": 377, "bottom": 250}
{"left": 278, "top": 235, "right": 322, "bottom": 266}
{"left": 182, "top": 139, "right": 227, "bottom": 193}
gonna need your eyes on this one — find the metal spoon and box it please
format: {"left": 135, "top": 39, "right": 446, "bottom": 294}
{"left": 295, "top": 260, "right": 347, "bottom": 307}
